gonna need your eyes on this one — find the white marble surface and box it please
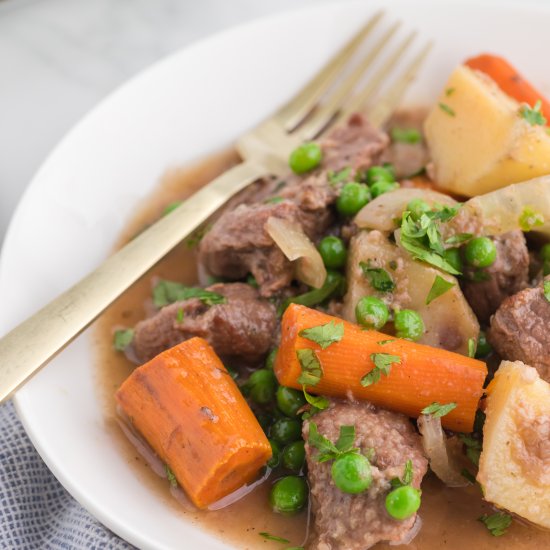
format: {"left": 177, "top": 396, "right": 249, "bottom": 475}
{"left": 0, "top": 0, "right": 323, "bottom": 246}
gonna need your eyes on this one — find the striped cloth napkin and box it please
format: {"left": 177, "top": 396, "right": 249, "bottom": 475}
{"left": 0, "top": 401, "right": 134, "bottom": 549}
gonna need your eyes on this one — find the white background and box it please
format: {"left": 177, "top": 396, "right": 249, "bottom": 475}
{"left": 0, "top": 0, "right": 322, "bottom": 246}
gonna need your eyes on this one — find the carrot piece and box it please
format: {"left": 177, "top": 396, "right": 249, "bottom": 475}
{"left": 275, "top": 304, "right": 487, "bottom": 432}
{"left": 116, "top": 337, "right": 271, "bottom": 509}
{"left": 465, "top": 54, "right": 550, "bottom": 122}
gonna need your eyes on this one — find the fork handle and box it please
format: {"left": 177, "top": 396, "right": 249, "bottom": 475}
{"left": 0, "top": 159, "right": 266, "bottom": 403}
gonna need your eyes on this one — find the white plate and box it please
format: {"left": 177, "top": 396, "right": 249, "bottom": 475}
{"left": 2, "top": 0, "right": 550, "bottom": 548}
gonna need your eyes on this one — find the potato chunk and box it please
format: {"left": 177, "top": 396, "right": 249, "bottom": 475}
{"left": 342, "top": 230, "right": 478, "bottom": 355}
{"left": 477, "top": 360, "right": 550, "bottom": 528}
{"left": 424, "top": 65, "right": 550, "bottom": 196}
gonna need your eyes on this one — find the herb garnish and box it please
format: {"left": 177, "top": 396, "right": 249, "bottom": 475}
{"left": 359, "top": 261, "right": 396, "bottom": 292}
{"left": 377, "top": 339, "right": 396, "bottom": 346}
{"left": 296, "top": 349, "right": 323, "bottom": 386}
{"left": 519, "top": 99, "right": 547, "bottom": 126}
{"left": 303, "top": 386, "right": 329, "bottom": 411}
{"left": 468, "top": 337, "right": 476, "bottom": 358}
{"left": 421, "top": 402, "right": 457, "bottom": 418}
{"left": 445, "top": 232, "right": 472, "bottom": 245}
{"left": 113, "top": 329, "right": 134, "bottom": 351}
{"left": 259, "top": 532, "right": 291, "bottom": 544}
{"left": 390, "top": 459, "right": 414, "bottom": 489}
{"left": 459, "top": 434, "right": 482, "bottom": 466}
{"left": 445, "top": 87, "right": 455, "bottom": 97}
{"left": 439, "top": 102, "right": 456, "bottom": 116}
{"left": 426, "top": 275, "right": 455, "bottom": 304}
{"left": 165, "top": 464, "right": 178, "bottom": 488}
{"left": 264, "top": 196, "right": 285, "bottom": 204}
{"left": 299, "top": 320, "right": 344, "bottom": 349}
{"left": 176, "top": 308, "right": 184, "bottom": 322}
{"left": 390, "top": 127, "right": 421, "bottom": 144}
{"left": 478, "top": 512, "right": 512, "bottom": 537}
{"left": 308, "top": 423, "right": 358, "bottom": 462}
{"left": 162, "top": 200, "right": 183, "bottom": 216}
{"left": 461, "top": 468, "right": 477, "bottom": 484}
{"left": 544, "top": 280, "right": 550, "bottom": 302}
{"left": 328, "top": 167, "right": 352, "bottom": 185}
{"left": 518, "top": 206, "right": 544, "bottom": 231}
{"left": 399, "top": 205, "right": 461, "bottom": 275}
{"left": 152, "top": 280, "right": 226, "bottom": 308}
{"left": 185, "top": 224, "right": 211, "bottom": 248}
{"left": 361, "top": 353, "right": 401, "bottom": 386}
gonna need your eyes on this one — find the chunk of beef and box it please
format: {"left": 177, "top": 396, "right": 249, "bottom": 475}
{"left": 198, "top": 116, "right": 388, "bottom": 297}
{"left": 304, "top": 401, "right": 427, "bottom": 550}
{"left": 488, "top": 276, "right": 550, "bottom": 382}
{"left": 462, "top": 231, "right": 529, "bottom": 324}
{"left": 132, "top": 283, "right": 277, "bottom": 364}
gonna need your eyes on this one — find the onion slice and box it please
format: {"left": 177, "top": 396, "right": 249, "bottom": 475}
{"left": 354, "top": 188, "right": 457, "bottom": 232}
{"left": 266, "top": 216, "right": 326, "bottom": 289}
{"left": 417, "top": 414, "right": 468, "bottom": 487}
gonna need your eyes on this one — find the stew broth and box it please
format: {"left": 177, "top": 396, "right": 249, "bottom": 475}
{"left": 94, "top": 149, "right": 550, "bottom": 549}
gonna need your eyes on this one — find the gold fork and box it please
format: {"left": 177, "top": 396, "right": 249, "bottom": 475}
{"left": 0, "top": 12, "right": 431, "bottom": 402}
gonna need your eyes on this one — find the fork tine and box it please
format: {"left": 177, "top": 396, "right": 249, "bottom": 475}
{"left": 275, "top": 11, "right": 384, "bottom": 132}
{"left": 326, "top": 30, "right": 417, "bottom": 132}
{"left": 367, "top": 42, "right": 433, "bottom": 128}
{"left": 296, "top": 21, "right": 401, "bottom": 141}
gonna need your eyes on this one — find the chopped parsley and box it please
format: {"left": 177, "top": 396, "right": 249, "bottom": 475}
{"left": 176, "top": 308, "right": 184, "bottom": 323}
{"left": 426, "top": 275, "right": 455, "bottom": 304}
{"left": 421, "top": 402, "right": 457, "bottom": 418}
{"left": 164, "top": 464, "right": 178, "bottom": 488}
{"left": 162, "top": 200, "right": 183, "bottom": 216}
{"left": 439, "top": 102, "right": 455, "bottom": 116}
{"left": 152, "top": 280, "right": 226, "bottom": 308}
{"left": 399, "top": 205, "right": 462, "bottom": 275}
{"left": 459, "top": 434, "right": 482, "bottom": 466}
{"left": 113, "top": 329, "right": 134, "bottom": 352}
{"left": 185, "top": 224, "right": 211, "bottom": 249}
{"left": 478, "top": 512, "right": 512, "bottom": 537}
{"left": 468, "top": 337, "right": 476, "bottom": 358}
{"left": 519, "top": 99, "right": 547, "bottom": 126}
{"left": 377, "top": 339, "right": 396, "bottom": 346}
{"left": 390, "top": 127, "right": 421, "bottom": 144}
{"left": 328, "top": 166, "right": 352, "bottom": 185}
{"left": 359, "top": 261, "right": 396, "bottom": 292}
{"left": 544, "top": 280, "right": 550, "bottom": 302}
{"left": 361, "top": 353, "right": 401, "bottom": 386}
{"left": 390, "top": 459, "right": 414, "bottom": 489}
{"left": 308, "top": 423, "right": 358, "bottom": 462}
{"left": 445, "top": 87, "right": 455, "bottom": 97}
{"left": 299, "top": 320, "right": 344, "bottom": 349}
{"left": 264, "top": 196, "right": 285, "bottom": 204}
{"left": 303, "top": 386, "right": 329, "bottom": 411}
{"left": 445, "top": 232, "right": 472, "bottom": 245}
{"left": 518, "top": 206, "right": 544, "bottom": 231}
{"left": 259, "top": 532, "right": 290, "bottom": 544}
{"left": 296, "top": 349, "right": 323, "bottom": 386}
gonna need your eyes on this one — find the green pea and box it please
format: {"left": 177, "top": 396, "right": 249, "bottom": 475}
{"left": 385, "top": 485, "right": 421, "bottom": 520}
{"left": 289, "top": 143, "right": 322, "bottom": 174}
{"left": 331, "top": 453, "right": 372, "bottom": 494}
{"left": 464, "top": 237, "right": 497, "bottom": 268}
{"left": 540, "top": 243, "right": 550, "bottom": 261}
{"left": 265, "top": 348, "right": 278, "bottom": 371}
{"left": 475, "top": 331, "right": 492, "bottom": 358}
{"left": 406, "top": 198, "right": 431, "bottom": 220}
{"left": 267, "top": 439, "right": 282, "bottom": 469}
{"left": 370, "top": 180, "right": 399, "bottom": 198}
{"left": 282, "top": 440, "right": 306, "bottom": 472}
{"left": 276, "top": 386, "right": 306, "bottom": 417}
{"left": 269, "top": 475, "right": 308, "bottom": 514}
{"left": 394, "top": 309, "right": 424, "bottom": 341}
{"left": 318, "top": 236, "right": 348, "bottom": 269}
{"left": 270, "top": 418, "right": 302, "bottom": 444}
{"left": 247, "top": 369, "right": 277, "bottom": 405}
{"left": 355, "top": 296, "right": 389, "bottom": 330}
{"left": 366, "top": 165, "right": 395, "bottom": 185}
{"left": 336, "top": 182, "right": 371, "bottom": 217}
{"left": 443, "top": 247, "right": 463, "bottom": 273}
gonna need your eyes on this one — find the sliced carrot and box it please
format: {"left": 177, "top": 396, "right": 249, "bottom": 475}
{"left": 116, "top": 337, "right": 271, "bottom": 509}
{"left": 465, "top": 54, "right": 550, "bottom": 122}
{"left": 274, "top": 304, "right": 487, "bottom": 432}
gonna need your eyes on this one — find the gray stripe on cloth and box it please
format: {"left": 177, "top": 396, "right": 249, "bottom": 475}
{"left": 0, "top": 400, "right": 135, "bottom": 549}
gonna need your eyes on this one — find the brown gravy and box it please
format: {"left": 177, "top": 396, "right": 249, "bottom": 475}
{"left": 94, "top": 149, "right": 550, "bottom": 549}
